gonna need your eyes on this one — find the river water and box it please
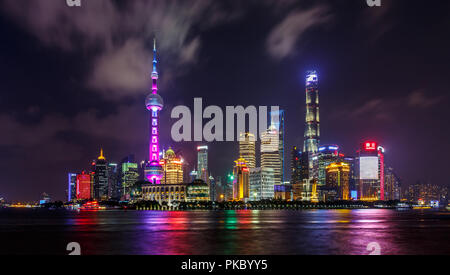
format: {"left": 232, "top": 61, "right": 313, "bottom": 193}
{"left": 0, "top": 208, "right": 449, "bottom": 255}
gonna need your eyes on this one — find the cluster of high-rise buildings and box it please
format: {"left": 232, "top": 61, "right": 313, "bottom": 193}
{"left": 66, "top": 42, "right": 447, "bottom": 206}
{"left": 405, "top": 183, "right": 448, "bottom": 205}
{"left": 68, "top": 151, "right": 141, "bottom": 202}
{"left": 230, "top": 71, "right": 404, "bottom": 203}
{"left": 67, "top": 41, "right": 212, "bottom": 204}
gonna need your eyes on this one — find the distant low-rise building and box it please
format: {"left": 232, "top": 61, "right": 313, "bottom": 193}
{"left": 274, "top": 184, "right": 292, "bottom": 201}
{"left": 142, "top": 179, "right": 210, "bottom": 205}
{"left": 406, "top": 183, "right": 448, "bottom": 204}
{"left": 187, "top": 180, "right": 210, "bottom": 202}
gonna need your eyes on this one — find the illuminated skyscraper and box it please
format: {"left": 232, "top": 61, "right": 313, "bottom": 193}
{"left": 76, "top": 171, "right": 91, "bottom": 200}
{"left": 261, "top": 168, "right": 275, "bottom": 199}
{"left": 317, "top": 145, "right": 342, "bottom": 186}
{"left": 385, "top": 167, "right": 401, "bottom": 200}
{"left": 343, "top": 157, "right": 357, "bottom": 198}
{"left": 303, "top": 71, "right": 320, "bottom": 154}
{"left": 161, "top": 148, "right": 183, "bottom": 185}
{"left": 291, "top": 146, "right": 309, "bottom": 185}
{"left": 197, "top": 146, "right": 209, "bottom": 182}
{"left": 233, "top": 157, "right": 250, "bottom": 201}
{"left": 68, "top": 173, "right": 77, "bottom": 202}
{"left": 93, "top": 149, "right": 109, "bottom": 200}
{"left": 209, "top": 175, "right": 216, "bottom": 201}
{"left": 121, "top": 157, "right": 140, "bottom": 200}
{"left": 249, "top": 167, "right": 275, "bottom": 201}
{"left": 239, "top": 132, "right": 256, "bottom": 168}
{"left": 302, "top": 71, "right": 320, "bottom": 190}
{"left": 356, "top": 141, "right": 385, "bottom": 201}
{"left": 145, "top": 39, "right": 164, "bottom": 184}
{"left": 261, "top": 125, "right": 281, "bottom": 185}
{"left": 107, "top": 163, "right": 120, "bottom": 200}
{"left": 271, "top": 110, "right": 285, "bottom": 182}
{"left": 325, "top": 162, "right": 350, "bottom": 201}
{"left": 249, "top": 168, "right": 262, "bottom": 201}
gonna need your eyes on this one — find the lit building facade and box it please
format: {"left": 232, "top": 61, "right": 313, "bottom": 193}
{"left": 108, "top": 164, "right": 118, "bottom": 198}
{"left": 317, "top": 145, "right": 341, "bottom": 186}
{"left": 142, "top": 180, "right": 210, "bottom": 204}
{"left": 343, "top": 157, "right": 357, "bottom": 197}
{"left": 261, "top": 168, "right": 275, "bottom": 200}
{"left": 292, "top": 182, "right": 303, "bottom": 201}
{"left": 274, "top": 184, "right": 292, "bottom": 201}
{"left": 68, "top": 173, "right": 77, "bottom": 202}
{"left": 144, "top": 39, "right": 164, "bottom": 185}
{"left": 209, "top": 175, "right": 216, "bottom": 201}
{"left": 186, "top": 180, "right": 210, "bottom": 202}
{"left": 233, "top": 157, "right": 250, "bottom": 201}
{"left": 76, "top": 171, "right": 91, "bottom": 200}
{"left": 161, "top": 148, "right": 183, "bottom": 185}
{"left": 291, "top": 146, "right": 309, "bottom": 185}
{"left": 356, "top": 141, "right": 385, "bottom": 201}
{"left": 122, "top": 162, "right": 139, "bottom": 200}
{"left": 261, "top": 125, "right": 281, "bottom": 185}
{"left": 384, "top": 167, "right": 401, "bottom": 200}
{"left": 249, "top": 168, "right": 262, "bottom": 201}
{"left": 214, "top": 176, "right": 225, "bottom": 202}
{"left": 270, "top": 110, "right": 285, "bottom": 182}
{"left": 406, "top": 182, "right": 447, "bottom": 204}
{"left": 143, "top": 183, "right": 186, "bottom": 203}
{"left": 189, "top": 170, "right": 198, "bottom": 182}
{"left": 249, "top": 167, "right": 275, "bottom": 201}
{"left": 303, "top": 71, "right": 320, "bottom": 182}
{"left": 93, "top": 149, "right": 109, "bottom": 200}
{"left": 197, "top": 146, "right": 209, "bottom": 182}
{"left": 239, "top": 132, "right": 256, "bottom": 169}
{"left": 325, "top": 162, "right": 350, "bottom": 201}
{"left": 317, "top": 145, "right": 343, "bottom": 201}
{"left": 108, "top": 163, "right": 120, "bottom": 200}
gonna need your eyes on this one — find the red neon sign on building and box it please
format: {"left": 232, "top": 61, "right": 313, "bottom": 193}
{"left": 364, "top": 142, "right": 377, "bottom": 151}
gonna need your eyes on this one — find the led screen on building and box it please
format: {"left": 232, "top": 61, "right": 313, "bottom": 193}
{"left": 360, "top": 156, "right": 379, "bottom": 180}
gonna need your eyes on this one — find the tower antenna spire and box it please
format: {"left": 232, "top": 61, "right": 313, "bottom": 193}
{"left": 145, "top": 36, "right": 164, "bottom": 185}
{"left": 151, "top": 37, "right": 159, "bottom": 94}
{"left": 152, "top": 38, "right": 158, "bottom": 75}
{"left": 98, "top": 148, "right": 105, "bottom": 160}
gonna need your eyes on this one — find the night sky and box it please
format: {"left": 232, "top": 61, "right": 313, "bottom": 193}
{"left": 0, "top": 0, "right": 449, "bottom": 201}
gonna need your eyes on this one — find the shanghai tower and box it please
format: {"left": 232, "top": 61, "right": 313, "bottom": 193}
{"left": 144, "top": 39, "right": 164, "bottom": 184}
{"left": 303, "top": 71, "right": 320, "bottom": 154}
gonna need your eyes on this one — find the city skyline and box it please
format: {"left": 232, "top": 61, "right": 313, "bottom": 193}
{"left": 0, "top": 0, "right": 449, "bottom": 201}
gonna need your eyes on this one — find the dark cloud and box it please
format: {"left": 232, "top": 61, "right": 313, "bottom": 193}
{"left": 1, "top": 0, "right": 241, "bottom": 95}
{"left": 1, "top": 0, "right": 329, "bottom": 97}
{"left": 407, "top": 90, "right": 446, "bottom": 109}
{"left": 336, "top": 90, "right": 446, "bottom": 122}
{"left": 266, "top": 5, "right": 331, "bottom": 59}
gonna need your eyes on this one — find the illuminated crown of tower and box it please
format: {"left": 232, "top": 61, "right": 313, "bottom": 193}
{"left": 98, "top": 148, "right": 106, "bottom": 160}
{"left": 152, "top": 38, "right": 158, "bottom": 94}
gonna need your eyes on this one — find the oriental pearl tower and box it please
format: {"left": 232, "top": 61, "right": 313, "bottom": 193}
{"left": 144, "top": 39, "right": 164, "bottom": 184}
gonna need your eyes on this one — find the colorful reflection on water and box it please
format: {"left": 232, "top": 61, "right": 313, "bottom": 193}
{"left": 1, "top": 209, "right": 449, "bottom": 255}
